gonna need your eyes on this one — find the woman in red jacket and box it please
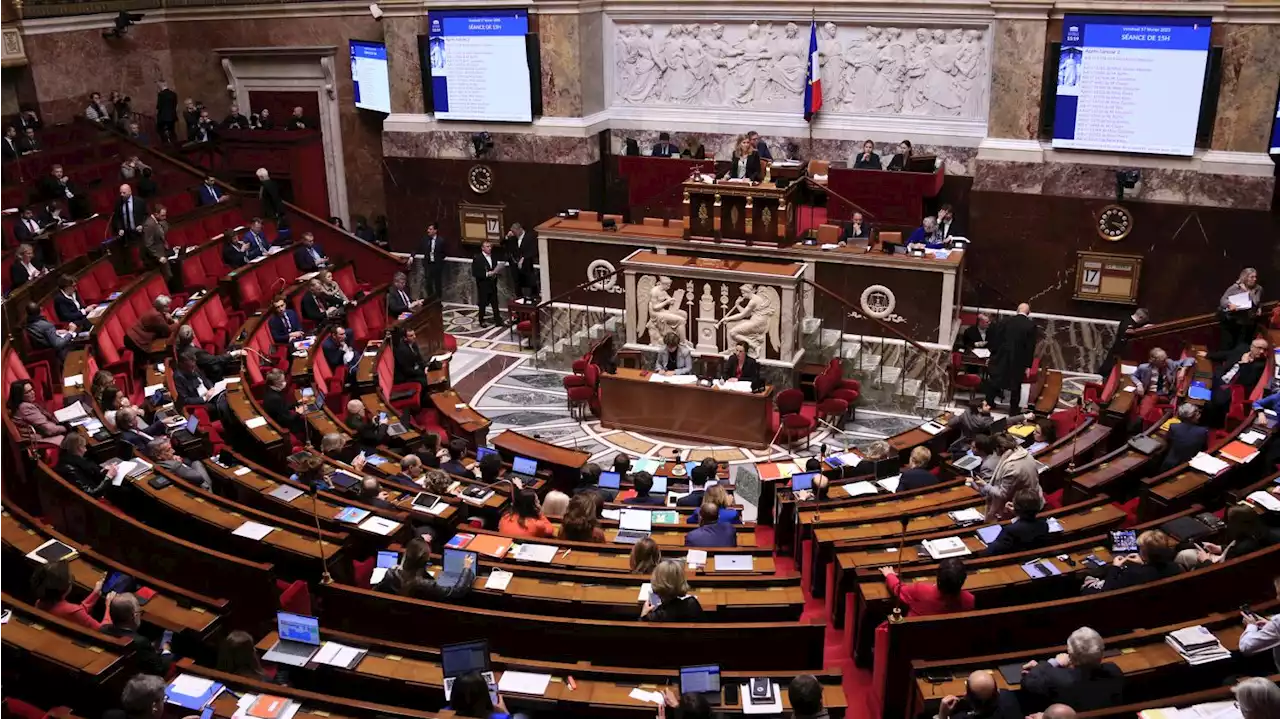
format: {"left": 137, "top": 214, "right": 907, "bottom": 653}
{"left": 32, "top": 560, "right": 113, "bottom": 630}
{"left": 498, "top": 488, "right": 555, "bottom": 539}
{"left": 878, "top": 558, "right": 975, "bottom": 616}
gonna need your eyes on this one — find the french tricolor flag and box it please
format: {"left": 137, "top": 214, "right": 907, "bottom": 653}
{"left": 804, "top": 20, "right": 822, "bottom": 122}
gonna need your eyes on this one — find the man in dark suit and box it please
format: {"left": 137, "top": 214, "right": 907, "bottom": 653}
{"left": 853, "top": 140, "right": 881, "bottom": 169}
{"left": 651, "top": 132, "right": 678, "bottom": 157}
{"left": 1020, "top": 627, "right": 1124, "bottom": 712}
{"left": 198, "top": 175, "right": 227, "bottom": 206}
{"left": 721, "top": 341, "right": 760, "bottom": 383}
{"left": 40, "top": 165, "right": 87, "bottom": 219}
{"left": 393, "top": 328, "right": 429, "bottom": 387}
{"left": 345, "top": 399, "right": 389, "bottom": 450}
{"left": 111, "top": 184, "right": 148, "bottom": 269}
{"left": 841, "top": 212, "right": 870, "bottom": 245}
{"left": 155, "top": 81, "right": 179, "bottom": 143}
{"left": 285, "top": 106, "right": 310, "bottom": 131}
{"left": 419, "top": 223, "right": 446, "bottom": 299}
{"left": 17, "top": 127, "right": 40, "bottom": 155}
{"left": 267, "top": 297, "right": 304, "bottom": 345}
{"left": 221, "top": 230, "right": 248, "bottom": 268}
{"left": 984, "top": 490, "right": 1049, "bottom": 555}
{"left": 174, "top": 350, "right": 229, "bottom": 418}
{"left": 322, "top": 326, "right": 359, "bottom": 380}
{"left": 293, "top": 232, "right": 328, "bottom": 272}
{"left": 747, "top": 130, "right": 772, "bottom": 161}
{"left": 24, "top": 302, "right": 70, "bottom": 360}
{"left": 262, "top": 369, "right": 304, "bottom": 434}
{"left": 182, "top": 98, "right": 201, "bottom": 140}
{"left": 13, "top": 208, "right": 45, "bottom": 246}
{"left": 116, "top": 408, "right": 162, "bottom": 450}
{"left": 16, "top": 110, "right": 41, "bottom": 133}
{"left": 960, "top": 313, "right": 992, "bottom": 351}
{"left": 54, "top": 275, "right": 91, "bottom": 331}
{"left": 242, "top": 217, "right": 272, "bottom": 260}
{"left": 685, "top": 504, "right": 738, "bottom": 547}
{"left": 985, "top": 303, "right": 1037, "bottom": 415}
{"left": 102, "top": 593, "right": 173, "bottom": 676}
{"left": 141, "top": 205, "right": 171, "bottom": 282}
{"left": 505, "top": 222, "right": 538, "bottom": 301}
{"left": 256, "top": 168, "right": 284, "bottom": 220}
{"left": 1160, "top": 403, "right": 1208, "bottom": 471}
{"left": 387, "top": 271, "right": 422, "bottom": 317}
{"left": 472, "top": 240, "right": 504, "bottom": 327}
{"left": 937, "top": 204, "right": 964, "bottom": 240}
{"left": 2, "top": 126, "right": 18, "bottom": 161}
{"left": 1097, "top": 307, "right": 1150, "bottom": 377}
{"left": 223, "top": 103, "right": 250, "bottom": 130}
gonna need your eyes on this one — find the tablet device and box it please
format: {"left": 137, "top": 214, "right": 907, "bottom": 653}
{"left": 1110, "top": 529, "right": 1137, "bottom": 553}
{"left": 1187, "top": 380, "right": 1212, "bottom": 401}
{"left": 598, "top": 471, "right": 621, "bottom": 490}
{"left": 651, "top": 475, "right": 668, "bottom": 494}
{"left": 413, "top": 493, "right": 441, "bottom": 510}
{"left": 103, "top": 571, "right": 133, "bottom": 594}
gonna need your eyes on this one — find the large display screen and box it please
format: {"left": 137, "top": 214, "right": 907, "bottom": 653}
{"left": 1270, "top": 83, "right": 1280, "bottom": 156}
{"left": 350, "top": 40, "right": 391, "bottom": 114}
{"left": 427, "top": 8, "right": 533, "bottom": 122}
{"left": 1052, "top": 15, "right": 1212, "bottom": 156}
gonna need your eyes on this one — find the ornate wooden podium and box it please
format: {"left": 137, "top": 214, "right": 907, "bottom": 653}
{"left": 683, "top": 180, "right": 800, "bottom": 246}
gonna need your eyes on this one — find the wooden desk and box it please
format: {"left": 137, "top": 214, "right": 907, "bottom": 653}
{"left": 1140, "top": 411, "right": 1268, "bottom": 521}
{"left": 491, "top": 430, "right": 590, "bottom": 490}
{"left": 429, "top": 389, "right": 490, "bottom": 448}
{"left": 598, "top": 368, "right": 773, "bottom": 449}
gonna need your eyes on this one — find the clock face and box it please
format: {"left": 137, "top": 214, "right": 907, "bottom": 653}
{"left": 1096, "top": 205, "right": 1133, "bottom": 241}
{"left": 468, "top": 165, "right": 494, "bottom": 194}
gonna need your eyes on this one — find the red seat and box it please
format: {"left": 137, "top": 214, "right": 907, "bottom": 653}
{"left": 378, "top": 350, "right": 421, "bottom": 412}
{"left": 276, "top": 579, "right": 312, "bottom": 615}
{"left": 775, "top": 388, "right": 813, "bottom": 448}
{"left": 566, "top": 363, "right": 600, "bottom": 419}
{"left": 950, "top": 351, "right": 983, "bottom": 402}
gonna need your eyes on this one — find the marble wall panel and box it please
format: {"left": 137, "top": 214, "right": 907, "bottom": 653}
{"left": 579, "top": 11, "right": 606, "bottom": 116}
{"left": 986, "top": 19, "right": 1045, "bottom": 140}
{"left": 539, "top": 13, "right": 584, "bottom": 118}
{"left": 385, "top": 15, "right": 427, "bottom": 115}
{"left": 1211, "top": 23, "right": 1280, "bottom": 153}
{"left": 383, "top": 130, "right": 598, "bottom": 164}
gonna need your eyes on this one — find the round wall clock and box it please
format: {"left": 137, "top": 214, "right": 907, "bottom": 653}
{"left": 468, "top": 164, "right": 494, "bottom": 194}
{"left": 1096, "top": 204, "right": 1133, "bottom": 241}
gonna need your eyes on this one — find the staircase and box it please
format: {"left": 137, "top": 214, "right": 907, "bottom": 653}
{"left": 529, "top": 269, "right": 628, "bottom": 372}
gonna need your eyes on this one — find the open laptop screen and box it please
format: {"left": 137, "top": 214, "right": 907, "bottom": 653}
{"left": 277, "top": 612, "right": 320, "bottom": 645}
{"left": 441, "top": 640, "right": 490, "bottom": 678}
{"left": 680, "top": 665, "right": 721, "bottom": 695}
{"left": 598, "top": 471, "right": 621, "bottom": 489}
{"left": 512, "top": 456, "right": 537, "bottom": 476}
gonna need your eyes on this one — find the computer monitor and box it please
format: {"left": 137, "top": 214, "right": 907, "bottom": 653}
{"left": 598, "top": 471, "right": 621, "bottom": 489}
{"left": 476, "top": 447, "right": 498, "bottom": 462}
{"left": 277, "top": 612, "right": 320, "bottom": 645}
{"left": 441, "top": 640, "right": 491, "bottom": 678}
{"left": 513, "top": 456, "right": 538, "bottom": 476}
{"left": 790, "top": 472, "right": 817, "bottom": 491}
{"left": 680, "top": 664, "right": 721, "bottom": 696}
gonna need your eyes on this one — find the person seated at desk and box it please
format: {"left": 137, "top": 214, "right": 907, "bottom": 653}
{"left": 1132, "top": 347, "right": 1192, "bottom": 417}
{"left": 267, "top": 296, "right": 304, "bottom": 345}
{"left": 1234, "top": 678, "right": 1280, "bottom": 719}
{"left": 936, "top": 204, "right": 964, "bottom": 241}
{"left": 356, "top": 476, "right": 395, "bottom": 510}
{"left": 1199, "top": 506, "right": 1279, "bottom": 563}
{"left": 722, "top": 134, "right": 762, "bottom": 183}
{"left": 8, "top": 378, "right": 67, "bottom": 447}
{"left": 301, "top": 279, "right": 343, "bottom": 325}
{"left": 1198, "top": 337, "right": 1270, "bottom": 426}
{"left": 173, "top": 349, "right": 231, "bottom": 419}
{"left": 879, "top": 558, "right": 975, "bottom": 617}
{"left": 56, "top": 433, "right": 112, "bottom": 497}
{"left": 686, "top": 484, "right": 741, "bottom": 524}
{"left": 1239, "top": 576, "right": 1280, "bottom": 672}
{"left": 896, "top": 446, "right": 938, "bottom": 492}
{"left": 630, "top": 536, "right": 662, "bottom": 574}
{"left": 293, "top": 231, "right": 329, "bottom": 272}
{"left": 322, "top": 326, "right": 360, "bottom": 380}
{"left": 218, "top": 630, "right": 284, "bottom": 685}
{"left": 387, "top": 271, "right": 423, "bottom": 317}
{"left": 721, "top": 341, "right": 759, "bottom": 383}
{"left": 1081, "top": 529, "right": 1180, "bottom": 593}
{"left": 839, "top": 212, "right": 871, "bottom": 246}
{"left": 935, "top": 670, "right": 1023, "bottom": 719}
{"left": 479, "top": 451, "right": 504, "bottom": 483}
{"left": 640, "top": 559, "right": 704, "bottom": 622}
{"left": 262, "top": 368, "right": 305, "bottom": 435}
{"left": 540, "top": 490, "right": 570, "bottom": 519}
{"left": 393, "top": 327, "right": 431, "bottom": 397}
{"left": 1021, "top": 418, "right": 1055, "bottom": 454}
{"left": 685, "top": 503, "right": 737, "bottom": 547}
{"left": 560, "top": 492, "right": 605, "bottom": 542}
{"left": 786, "top": 675, "right": 831, "bottom": 719}
{"left": 440, "top": 438, "right": 470, "bottom": 476}
{"left": 622, "top": 471, "right": 666, "bottom": 506}
{"left": 54, "top": 274, "right": 91, "bottom": 331}
{"left": 448, "top": 672, "right": 517, "bottom": 719}
{"left": 146, "top": 436, "right": 212, "bottom": 490}
{"left": 176, "top": 325, "right": 240, "bottom": 379}
{"left": 946, "top": 399, "right": 996, "bottom": 454}
{"left": 242, "top": 217, "right": 272, "bottom": 260}
{"left": 103, "top": 593, "right": 173, "bottom": 676}
{"left": 886, "top": 139, "right": 914, "bottom": 171}
{"left": 32, "top": 560, "right": 112, "bottom": 630}
{"left": 1020, "top": 627, "right": 1123, "bottom": 712}
{"left": 220, "top": 230, "right": 249, "bottom": 268}
{"left": 116, "top": 407, "right": 164, "bottom": 450}
{"left": 853, "top": 139, "right": 881, "bottom": 170}
{"left": 985, "top": 489, "right": 1050, "bottom": 556}
{"left": 499, "top": 488, "right": 556, "bottom": 538}
{"left": 375, "top": 537, "right": 452, "bottom": 596}
{"left": 24, "top": 302, "right": 72, "bottom": 362}
{"left": 747, "top": 130, "right": 772, "bottom": 161}
{"left": 1160, "top": 403, "right": 1208, "bottom": 472}
{"left": 907, "top": 216, "right": 946, "bottom": 251}
{"left": 960, "top": 313, "right": 991, "bottom": 352}
{"left": 654, "top": 332, "right": 692, "bottom": 376}
{"left": 13, "top": 208, "right": 48, "bottom": 247}
{"left": 10, "top": 243, "right": 48, "bottom": 290}
{"left": 651, "top": 132, "right": 678, "bottom": 157}
{"left": 968, "top": 434, "right": 999, "bottom": 481}
{"left": 384, "top": 453, "right": 427, "bottom": 491}
{"left": 345, "top": 398, "right": 389, "bottom": 450}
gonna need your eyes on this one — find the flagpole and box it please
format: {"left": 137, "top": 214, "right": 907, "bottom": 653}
{"left": 808, "top": 8, "right": 816, "bottom": 162}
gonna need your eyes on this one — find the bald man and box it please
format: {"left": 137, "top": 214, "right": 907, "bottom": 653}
{"left": 935, "top": 670, "right": 1021, "bottom": 719}
{"left": 111, "top": 183, "right": 148, "bottom": 271}
{"left": 985, "top": 303, "right": 1038, "bottom": 415}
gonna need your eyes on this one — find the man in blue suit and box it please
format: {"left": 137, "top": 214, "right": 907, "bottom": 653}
{"left": 198, "top": 176, "right": 228, "bottom": 206}
{"left": 243, "top": 217, "right": 271, "bottom": 260}
{"left": 321, "top": 326, "right": 360, "bottom": 381}
{"left": 684, "top": 503, "right": 737, "bottom": 548}
{"left": 1160, "top": 403, "right": 1210, "bottom": 472}
{"left": 267, "top": 296, "right": 304, "bottom": 344}
{"left": 293, "top": 232, "right": 328, "bottom": 271}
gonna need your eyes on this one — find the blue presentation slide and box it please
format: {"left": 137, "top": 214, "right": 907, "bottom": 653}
{"left": 351, "top": 41, "right": 391, "bottom": 114}
{"left": 428, "top": 9, "right": 532, "bottom": 122}
{"left": 1270, "top": 88, "right": 1280, "bottom": 155}
{"left": 1053, "top": 15, "right": 1211, "bottom": 156}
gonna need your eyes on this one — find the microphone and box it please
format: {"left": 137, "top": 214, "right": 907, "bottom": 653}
{"left": 887, "top": 515, "right": 911, "bottom": 624}
{"left": 304, "top": 472, "right": 335, "bottom": 585}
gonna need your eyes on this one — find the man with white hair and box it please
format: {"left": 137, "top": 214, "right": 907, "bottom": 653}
{"left": 126, "top": 294, "right": 176, "bottom": 350}
{"left": 907, "top": 215, "right": 944, "bottom": 251}
{"left": 1027, "top": 706, "right": 1076, "bottom": 719}
{"left": 147, "top": 436, "right": 212, "bottom": 490}
{"left": 1160, "top": 402, "right": 1208, "bottom": 471}
{"left": 1234, "top": 676, "right": 1280, "bottom": 718}
{"left": 103, "top": 673, "right": 166, "bottom": 719}
{"left": 1020, "top": 626, "right": 1123, "bottom": 711}
{"left": 257, "top": 167, "right": 284, "bottom": 219}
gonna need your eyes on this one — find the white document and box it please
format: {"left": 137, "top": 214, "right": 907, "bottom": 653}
{"left": 427, "top": 502, "right": 449, "bottom": 516}
{"left": 1189, "top": 452, "right": 1231, "bottom": 476}
{"left": 232, "top": 521, "right": 275, "bottom": 541}
{"left": 168, "top": 674, "right": 215, "bottom": 698}
{"left": 497, "top": 671, "right": 552, "bottom": 696}
{"left": 713, "top": 555, "right": 754, "bottom": 571}
{"left": 370, "top": 567, "right": 389, "bottom": 586}
{"left": 741, "top": 683, "right": 784, "bottom": 715}
{"left": 637, "top": 582, "right": 653, "bottom": 603}
{"left": 619, "top": 509, "right": 653, "bottom": 532}
{"left": 431, "top": 353, "right": 453, "bottom": 363}
{"left": 834, "top": 452, "right": 862, "bottom": 468}
{"left": 1247, "top": 491, "right": 1280, "bottom": 512}
{"left": 63, "top": 374, "right": 83, "bottom": 388}
{"left": 840, "top": 481, "right": 880, "bottom": 497}
{"left": 1240, "top": 430, "right": 1267, "bottom": 445}
{"left": 268, "top": 484, "right": 304, "bottom": 503}
{"left": 358, "top": 516, "right": 401, "bottom": 536}
{"left": 514, "top": 543, "right": 559, "bottom": 563}
{"left": 650, "top": 373, "right": 698, "bottom": 385}
{"left": 233, "top": 466, "right": 253, "bottom": 476}
{"left": 629, "top": 688, "right": 666, "bottom": 705}
{"left": 143, "top": 384, "right": 165, "bottom": 397}
{"left": 922, "top": 536, "right": 972, "bottom": 559}
{"left": 632, "top": 458, "right": 661, "bottom": 474}
{"left": 244, "top": 417, "right": 268, "bottom": 429}
{"left": 876, "top": 475, "right": 902, "bottom": 493}
{"left": 1120, "top": 364, "right": 1138, "bottom": 376}
{"left": 53, "top": 402, "right": 88, "bottom": 422}
{"left": 686, "top": 549, "right": 708, "bottom": 568}
{"left": 112, "top": 461, "right": 138, "bottom": 485}
{"left": 485, "top": 569, "right": 514, "bottom": 592}
{"left": 716, "top": 379, "right": 754, "bottom": 393}
{"left": 949, "top": 507, "right": 985, "bottom": 524}
{"left": 313, "top": 642, "right": 366, "bottom": 668}
{"left": 601, "top": 509, "right": 622, "bottom": 521}
{"left": 920, "top": 421, "right": 945, "bottom": 435}
{"left": 1122, "top": 385, "right": 1136, "bottom": 393}
{"left": 971, "top": 348, "right": 992, "bottom": 359}
{"left": 1226, "top": 292, "right": 1253, "bottom": 310}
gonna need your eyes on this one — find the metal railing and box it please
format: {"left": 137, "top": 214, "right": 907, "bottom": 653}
{"left": 528, "top": 268, "right": 627, "bottom": 371}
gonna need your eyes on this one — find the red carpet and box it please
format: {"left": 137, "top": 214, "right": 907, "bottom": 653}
{"left": 755, "top": 525, "right": 876, "bottom": 719}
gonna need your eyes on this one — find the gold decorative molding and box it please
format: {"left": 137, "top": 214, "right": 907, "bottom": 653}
{"left": 1, "top": 26, "right": 26, "bottom": 66}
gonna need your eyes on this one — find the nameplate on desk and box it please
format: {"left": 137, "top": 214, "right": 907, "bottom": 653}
{"left": 693, "top": 258, "right": 728, "bottom": 269}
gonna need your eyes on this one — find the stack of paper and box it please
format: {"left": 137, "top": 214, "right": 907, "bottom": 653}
{"left": 1219, "top": 441, "right": 1259, "bottom": 465}
{"left": 637, "top": 582, "right": 653, "bottom": 603}
{"left": 921, "top": 536, "right": 971, "bottom": 559}
{"left": 53, "top": 402, "right": 88, "bottom": 422}
{"left": 649, "top": 373, "right": 698, "bottom": 385}
{"left": 632, "top": 458, "right": 661, "bottom": 474}
{"left": 514, "top": 543, "right": 559, "bottom": 563}
{"left": 497, "top": 671, "right": 552, "bottom": 696}
{"left": 686, "top": 549, "right": 708, "bottom": 568}
{"left": 775, "top": 462, "right": 800, "bottom": 479}
{"left": 232, "top": 521, "right": 275, "bottom": 541}
{"left": 971, "top": 348, "right": 991, "bottom": 359}
{"left": 876, "top": 475, "right": 902, "bottom": 492}
{"left": 629, "top": 688, "right": 666, "bottom": 705}
{"left": 1166, "top": 626, "right": 1231, "bottom": 665}
{"left": 838, "top": 481, "right": 879, "bottom": 497}
{"left": 313, "top": 641, "right": 367, "bottom": 669}
{"left": 715, "top": 379, "right": 754, "bottom": 393}
{"left": 1246, "top": 491, "right": 1280, "bottom": 512}
{"left": 1188, "top": 453, "right": 1231, "bottom": 476}
{"left": 948, "top": 507, "right": 985, "bottom": 525}
{"left": 828, "top": 452, "right": 862, "bottom": 468}
{"left": 358, "top": 516, "right": 401, "bottom": 536}
{"left": 484, "top": 569, "right": 514, "bottom": 592}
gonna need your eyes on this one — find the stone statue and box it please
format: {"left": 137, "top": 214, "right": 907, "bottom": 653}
{"left": 719, "top": 283, "right": 779, "bottom": 358}
{"left": 870, "top": 27, "right": 907, "bottom": 114}
{"left": 955, "top": 29, "right": 986, "bottom": 117}
{"left": 925, "top": 29, "right": 962, "bottom": 116}
{"left": 622, "top": 25, "right": 663, "bottom": 104}
{"left": 730, "top": 22, "right": 772, "bottom": 106}
{"left": 767, "top": 22, "right": 808, "bottom": 100}
{"left": 701, "top": 23, "right": 742, "bottom": 105}
{"left": 818, "top": 22, "right": 846, "bottom": 105}
{"left": 844, "top": 27, "right": 883, "bottom": 111}
{"left": 904, "top": 29, "right": 932, "bottom": 114}
{"left": 637, "top": 275, "right": 688, "bottom": 344}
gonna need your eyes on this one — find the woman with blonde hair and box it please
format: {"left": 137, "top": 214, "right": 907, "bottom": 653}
{"left": 640, "top": 559, "right": 702, "bottom": 621}
{"left": 686, "top": 483, "right": 741, "bottom": 525}
{"left": 541, "top": 490, "right": 570, "bottom": 518}
{"left": 560, "top": 492, "right": 605, "bottom": 542}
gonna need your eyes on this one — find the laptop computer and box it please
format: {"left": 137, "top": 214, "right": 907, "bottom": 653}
{"left": 510, "top": 456, "right": 538, "bottom": 483}
{"left": 329, "top": 470, "right": 362, "bottom": 491}
{"left": 680, "top": 664, "right": 723, "bottom": 706}
{"left": 953, "top": 454, "right": 983, "bottom": 473}
{"left": 300, "top": 387, "right": 325, "bottom": 413}
{"left": 261, "top": 612, "right": 321, "bottom": 667}
{"left": 598, "top": 471, "right": 621, "bottom": 490}
{"left": 371, "top": 550, "right": 399, "bottom": 586}
{"left": 476, "top": 447, "right": 498, "bottom": 462}
{"left": 790, "top": 472, "right": 817, "bottom": 491}
{"left": 441, "top": 640, "right": 498, "bottom": 702}
{"left": 439, "top": 548, "right": 477, "bottom": 587}
{"left": 614, "top": 509, "right": 652, "bottom": 545}
{"left": 171, "top": 414, "right": 200, "bottom": 442}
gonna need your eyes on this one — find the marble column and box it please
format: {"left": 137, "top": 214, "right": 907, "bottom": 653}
{"left": 384, "top": 15, "right": 427, "bottom": 115}
{"left": 1211, "top": 23, "right": 1280, "bottom": 153}
{"left": 986, "top": 17, "right": 1047, "bottom": 140}
{"left": 538, "top": 13, "right": 584, "bottom": 117}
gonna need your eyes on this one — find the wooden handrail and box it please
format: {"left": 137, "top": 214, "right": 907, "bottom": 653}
{"left": 533, "top": 265, "right": 625, "bottom": 312}
{"left": 1129, "top": 300, "right": 1279, "bottom": 341}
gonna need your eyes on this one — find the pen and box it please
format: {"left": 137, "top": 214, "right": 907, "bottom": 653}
{"left": 561, "top": 549, "right": 571, "bottom": 558}
{"left": 566, "top": 675, "right": 577, "bottom": 691}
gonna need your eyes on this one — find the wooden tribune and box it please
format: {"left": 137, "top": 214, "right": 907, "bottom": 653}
{"left": 683, "top": 180, "right": 799, "bottom": 246}
{"left": 598, "top": 367, "right": 773, "bottom": 448}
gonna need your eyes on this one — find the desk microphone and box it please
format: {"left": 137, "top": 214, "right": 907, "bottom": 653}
{"left": 888, "top": 515, "right": 910, "bottom": 624}
{"left": 305, "top": 477, "right": 335, "bottom": 585}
